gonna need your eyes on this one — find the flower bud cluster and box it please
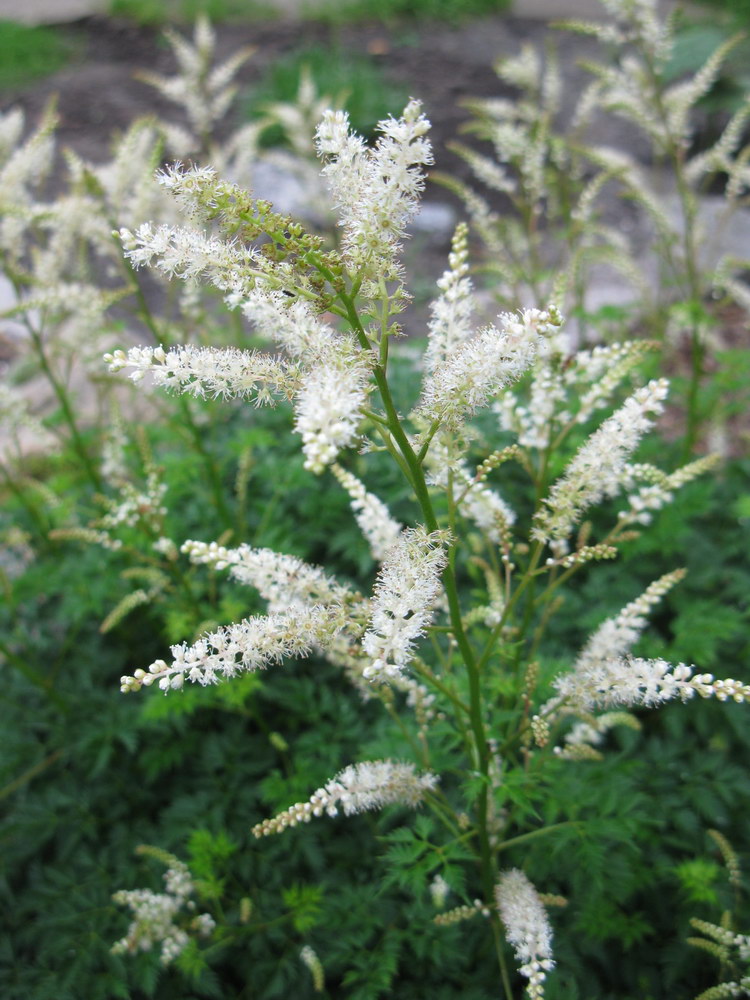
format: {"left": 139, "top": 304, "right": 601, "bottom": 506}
{"left": 555, "top": 711, "right": 640, "bottom": 759}
{"left": 300, "top": 945, "right": 325, "bottom": 993}
{"left": 495, "top": 869, "right": 555, "bottom": 1000}
{"left": 433, "top": 900, "right": 488, "bottom": 926}
{"left": 619, "top": 454, "right": 720, "bottom": 526}
{"left": 252, "top": 759, "right": 438, "bottom": 837}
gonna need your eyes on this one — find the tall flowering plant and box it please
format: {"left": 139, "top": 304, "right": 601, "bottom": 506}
{"left": 106, "top": 99, "right": 747, "bottom": 997}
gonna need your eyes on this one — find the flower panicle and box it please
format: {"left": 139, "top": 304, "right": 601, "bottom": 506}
{"left": 331, "top": 463, "right": 403, "bottom": 561}
{"left": 120, "top": 603, "right": 346, "bottom": 693}
{"left": 361, "top": 526, "right": 450, "bottom": 682}
{"left": 315, "top": 99, "right": 433, "bottom": 278}
{"left": 252, "top": 759, "right": 438, "bottom": 837}
{"left": 181, "top": 539, "right": 355, "bottom": 611}
{"left": 533, "top": 377, "right": 669, "bottom": 545}
{"left": 557, "top": 656, "right": 750, "bottom": 713}
{"left": 495, "top": 869, "right": 555, "bottom": 1000}
{"left": 425, "top": 221, "right": 475, "bottom": 373}
{"left": 104, "top": 343, "right": 300, "bottom": 405}
{"left": 418, "top": 307, "right": 561, "bottom": 431}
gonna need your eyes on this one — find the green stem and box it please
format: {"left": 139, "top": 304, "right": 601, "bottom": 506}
{"left": 339, "top": 289, "right": 497, "bottom": 902}
{"left": 27, "top": 321, "right": 102, "bottom": 491}
{"left": 0, "top": 749, "right": 64, "bottom": 801}
{"left": 495, "top": 821, "right": 576, "bottom": 853}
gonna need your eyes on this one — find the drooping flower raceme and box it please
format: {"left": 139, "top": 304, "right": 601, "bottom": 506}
{"left": 495, "top": 869, "right": 555, "bottom": 1000}
{"left": 361, "top": 527, "right": 449, "bottom": 682}
{"left": 119, "top": 603, "right": 347, "bottom": 693}
{"left": 252, "top": 759, "right": 438, "bottom": 837}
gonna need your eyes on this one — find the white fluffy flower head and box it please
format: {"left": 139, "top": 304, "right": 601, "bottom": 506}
{"left": 495, "top": 869, "right": 554, "bottom": 1000}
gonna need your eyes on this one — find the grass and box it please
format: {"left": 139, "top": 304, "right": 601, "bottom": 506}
{"left": 0, "top": 21, "right": 73, "bottom": 89}
{"left": 111, "top": 0, "right": 510, "bottom": 25}
{"left": 307, "top": 0, "right": 509, "bottom": 24}
{"left": 109, "top": 0, "right": 277, "bottom": 25}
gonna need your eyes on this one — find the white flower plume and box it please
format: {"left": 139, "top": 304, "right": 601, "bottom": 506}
{"left": 362, "top": 526, "right": 449, "bottom": 682}
{"left": 569, "top": 569, "right": 686, "bottom": 683}
{"left": 331, "top": 463, "right": 403, "bottom": 561}
{"left": 293, "top": 350, "right": 371, "bottom": 474}
{"left": 112, "top": 855, "right": 214, "bottom": 967}
{"left": 555, "top": 656, "right": 750, "bottom": 713}
{"left": 119, "top": 221, "right": 265, "bottom": 299}
{"left": 425, "top": 221, "right": 475, "bottom": 373}
{"left": 417, "top": 308, "right": 560, "bottom": 430}
{"left": 533, "top": 378, "right": 669, "bottom": 545}
{"left": 252, "top": 759, "right": 439, "bottom": 837}
{"left": 315, "top": 100, "right": 433, "bottom": 276}
{"left": 495, "top": 869, "right": 555, "bottom": 1000}
{"left": 182, "top": 539, "right": 356, "bottom": 612}
{"left": 104, "top": 344, "right": 300, "bottom": 405}
{"left": 120, "top": 604, "right": 346, "bottom": 693}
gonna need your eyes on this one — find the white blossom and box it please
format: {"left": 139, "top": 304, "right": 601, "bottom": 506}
{"left": 119, "top": 603, "right": 346, "bottom": 693}
{"left": 182, "top": 539, "right": 354, "bottom": 612}
{"left": 571, "top": 569, "right": 685, "bottom": 681}
{"left": 495, "top": 869, "right": 555, "bottom": 1000}
{"left": 137, "top": 16, "right": 253, "bottom": 141}
{"left": 104, "top": 343, "right": 300, "bottom": 405}
{"left": 417, "top": 308, "right": 560, "bottom": 430}
{"left": 293, "top": 352, "right": 370, "bottom": 473}
{"left": 119, "top": 222, "right": 266, "bottom": 298}
{"left": 424, "top": 222, "right": 475, "bottom": 373}
{"left": 241, "top": 288, "right": 340, "bottom": 359}
{"left": 533, "top": 378, "right": 669, "bottom": 544}
{"left": 556, "top": 656, "right": 750, "bottom": 712}
{"left": 315, "top": 101, "right": 433, "bottom": 275}
{"left": 331, "top": 464, "right": 403, "bottom": 560}
{"left": 252, "top": 759, "right": 438, "bottom": 836}
{"left": 112, "top": 857, "right": 214, "bottom": 967}
{"left": 361, "top": 527, "right": 449, "bottom": 682}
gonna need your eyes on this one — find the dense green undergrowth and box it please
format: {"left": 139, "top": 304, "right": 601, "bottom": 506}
{"left": 2, "top": 371, "right": 749, "bottom": 999}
